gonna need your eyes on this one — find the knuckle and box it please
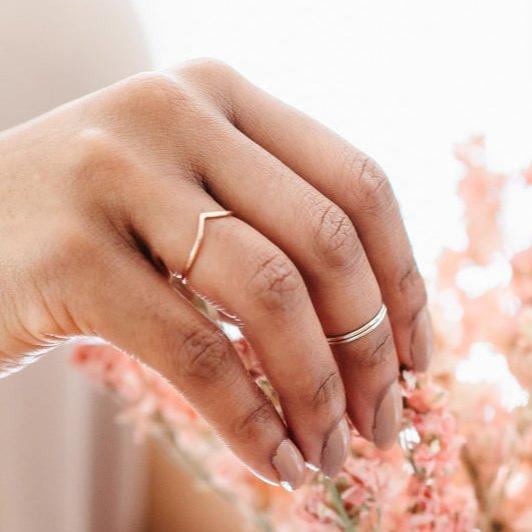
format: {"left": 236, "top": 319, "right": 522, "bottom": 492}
{"left": 247, "top": 252, "right": 304, "bottom": 313}
{"left": 343, "top": 150, "right": 396, "bottom": 217}
{"left": 125, "top": 70, "right": 180, "bottom": 98}
{"left": 174, "top": 58, "right": 237, "bottom": 117}
{"left": 178, "top": 57, "right": 236, "bottom": 81}
{"left": 355, "top": 330, "right": 395, "bottom": 369}
{"left": 73, "top": 128, "right": 130, "bottom": 178}
{"left": 398, "top": 262, "right": 425, "bottom": 297}
{"left": 396, "top": 263, "right": 428, "bottom": 324}
{"left": 120, "top": 71, "right": 192, "bottom": 117}
{"left": 312, "top": 201, "right": 361, "bottom": 271}
{"left": 232, "top": 400, "right": 275, "bottom": 440}
{"left": 310, "top": 371, "right": 345, "bottom": 412}
{"left": 179, "top": 328, "right": 235, "bottom": 382}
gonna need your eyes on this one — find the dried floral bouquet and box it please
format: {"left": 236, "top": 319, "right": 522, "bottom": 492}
{"left": 74, "top": 138, "right": 532, "bottom": 531}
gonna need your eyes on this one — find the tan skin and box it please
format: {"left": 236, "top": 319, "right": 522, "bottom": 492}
{"left": 0, "top": 59, "right": 432, "bottom": 490}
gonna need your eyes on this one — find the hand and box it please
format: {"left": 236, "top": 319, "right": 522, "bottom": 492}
{"left": 0, "top": 59, "right": 431, "bottom": 490}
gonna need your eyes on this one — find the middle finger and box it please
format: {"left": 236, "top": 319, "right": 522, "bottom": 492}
{"left": 197, "top": 126, "right": 402, "bottom": 450}
{"left": 122, "top": 175, "right": 349, "bottom": 476}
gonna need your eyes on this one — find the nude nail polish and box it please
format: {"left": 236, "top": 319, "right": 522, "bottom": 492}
{"left": 321, "top": 418, "right": 350, "bottom": 478}
{"left": 272, "top": 439, "right": 306, "bottom": 491}
{"left": 411, "top": 307, "right": 433, "bottom": 372}
{"left": 305, "top": 461, "right": 320, "bottom": 472}
{"left": 247, "top": 468, "right": 280, "bottom": 487}
{"left": 373, "top": 380, "right": 402, "bottom": 450}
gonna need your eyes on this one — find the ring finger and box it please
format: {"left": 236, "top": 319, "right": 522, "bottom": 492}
{"left": 196, "top": 127, "right": 402, "bottom": 449}
{"left": 122, "top": 174, "right": 350, "bottom": 476}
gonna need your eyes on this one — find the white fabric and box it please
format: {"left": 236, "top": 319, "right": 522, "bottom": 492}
{"left": 0, "top": 348, "right": 148, "bottom": 532}
{"left": 0, "top": 1, "right": 152, "bottom": 530}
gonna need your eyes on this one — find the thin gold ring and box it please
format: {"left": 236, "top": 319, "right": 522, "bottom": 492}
{"left": 326, "top": 304, "right": 387, "bottom": 345}
{"left": 172, "top": 210, "right": 232, "bottom": 285}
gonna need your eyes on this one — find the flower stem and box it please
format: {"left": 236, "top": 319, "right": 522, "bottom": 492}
{"left": 324, "top": 477, "right": 357, "bottom": 532}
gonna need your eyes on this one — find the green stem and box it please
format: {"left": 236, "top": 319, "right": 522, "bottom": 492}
{"left": 324, "top": 477, "right": 357, "bottom": 532}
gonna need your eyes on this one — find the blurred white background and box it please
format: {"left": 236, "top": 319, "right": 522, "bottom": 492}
{"left": 134, "top": 0, "right": 532, "bottom": 274}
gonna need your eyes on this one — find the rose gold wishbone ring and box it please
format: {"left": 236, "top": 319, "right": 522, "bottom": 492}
{"left": 171, "top": 210, "right": 233, "bottom": 285}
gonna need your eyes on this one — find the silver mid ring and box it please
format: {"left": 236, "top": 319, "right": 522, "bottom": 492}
{"left": 326, "top": 304, "right": 387, "bottom": 345}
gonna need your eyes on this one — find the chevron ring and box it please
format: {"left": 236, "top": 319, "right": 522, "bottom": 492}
{"left": 171, "top": 210, "right": 233, "bottom": 285}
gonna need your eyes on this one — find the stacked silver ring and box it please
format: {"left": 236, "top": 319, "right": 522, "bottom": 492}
{"left": 326, "top": 304, "right": 387, "bottom": 345}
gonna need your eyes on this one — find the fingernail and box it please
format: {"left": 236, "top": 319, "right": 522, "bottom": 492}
{"left": 272, "top": 439, "right": 306, "bottom": 491}
{"left": 305, "top": 461, "right": 320, "bottom": 472}
{"left": 411, "top": 306, "right": 433, "bottom": 372}
{"left": 321, "top": 418, "right": 350, "bottom": 478}
{"left": 248, "top": 469, "right": 280, "bottom": 487}
{"left": 373, "top": 380, "right": 402, "bottom": 450}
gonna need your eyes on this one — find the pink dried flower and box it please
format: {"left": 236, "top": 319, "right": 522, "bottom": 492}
{"left": 71, "top": 137, "right": 531, "bottom": 532}
{"left": 523, "top": 163, "right": 532, "bottom": 186}
{"left": 455, "top": 137, "right": 507, "bottom": 265}
{"left": 507, "top": 306, "right": 532, "bottom": 390}
{"left": 511, "top": 248, "right": 532, "bottom": 305}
